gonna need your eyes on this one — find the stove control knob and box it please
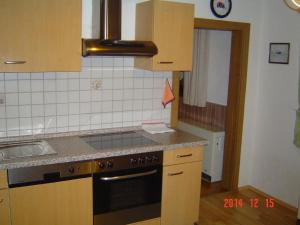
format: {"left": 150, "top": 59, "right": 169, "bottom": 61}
{"left": 152, "top": 155, "right": 159, "bottom": 162}
{"left": 98, "top": 162, "right": 105, "bottom": 169}
{"left": 130, "top": 158, "right": 138, "bottom": 165}
{"left": 68, "top": 167, "right": 75, "bottom": 174}
{"left": 145, "top": 156, "right": 152, "bottom": 163}
{"left": 139, "top": 157, "right": 145, "bottom": 164}
{"left": 107, "top": 161, "right": 114, "bottom": 168}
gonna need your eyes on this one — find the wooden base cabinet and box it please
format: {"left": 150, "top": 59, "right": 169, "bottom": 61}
{"left": 0, "top": 170, "right": 8, "bottom": 189}
{"left": 127, "top": 218, "right": 161, "bottom": 225}
{"left": 0, "top": 170, "right": 10, "bottom": 225}
{"left": 0, "top": 189, "right": 11, "bottom": 225}
{"left": 9, "top": 177, "right": 93, "bottom": 225}
{"left": 161, "top": 147, "right": 202, "bottom": 225}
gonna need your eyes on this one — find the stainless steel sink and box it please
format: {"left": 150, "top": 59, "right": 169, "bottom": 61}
{"left": 0, "top": 140, "right": 56, "bottom": 161}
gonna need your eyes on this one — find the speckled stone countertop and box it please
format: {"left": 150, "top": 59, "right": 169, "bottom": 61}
{"left": 0, "top": 127, "right": 207, "bottom": 170}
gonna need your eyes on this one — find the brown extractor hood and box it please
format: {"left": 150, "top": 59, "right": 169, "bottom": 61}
{"left": 82, "top": 0, "right": 158, "bottom": 57}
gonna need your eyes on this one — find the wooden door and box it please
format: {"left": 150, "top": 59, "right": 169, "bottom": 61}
{"left": 0, "top": 0, "right": 81, "bottom": 72}
{"left": 0, "top": 189, "right": 11, "bottom": 225}
{"left": 153, "top": 1, "right": 194, "bottom": 71}
{"left": 9, "top": 177, "right": 93, "bottom": 225}
{"left": 161, "top": 162, "right": 201, "bottom": 225}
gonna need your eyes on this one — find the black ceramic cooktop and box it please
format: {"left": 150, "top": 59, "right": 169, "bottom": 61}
{"left": 81, "top": 131, "right": 158, "bottom": 150}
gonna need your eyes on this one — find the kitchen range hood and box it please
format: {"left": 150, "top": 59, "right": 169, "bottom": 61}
{"left": 82, "top": 0, "right": 157, "bottom": 57}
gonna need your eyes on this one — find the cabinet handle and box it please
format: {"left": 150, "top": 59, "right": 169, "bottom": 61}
{"left": 0, "top": 198, "right": 3, "bottom": 203}
{"left": 168, "top": 171, "right": 183, "bottom": 176}
{"left": 4, "top": 61, "right": 26, "bottom": 64}
{"left": 100, "top": 169, "right": 158, "bottom": 181}
{"left": 176, "top": 153, "right": 192, "bottom": 158}
{"left": 158, "top": 61, "right": 174, "bottom": 64}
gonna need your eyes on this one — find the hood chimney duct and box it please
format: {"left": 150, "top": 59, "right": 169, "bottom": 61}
{"left": 100, "top": 0, "right": 121, "bottom": 40}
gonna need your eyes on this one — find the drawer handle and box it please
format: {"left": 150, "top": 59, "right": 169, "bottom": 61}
{"left": 158, "top": 61, "right": 174, "bottom": 64}
{"left": 176, "top": 153, "right": 193, "bottom": 158}
{"left": 168, "top": 171, "right": 183, "bottom": 176}
{"left": 4, "top": 61, "right": 26, "bottom": 64}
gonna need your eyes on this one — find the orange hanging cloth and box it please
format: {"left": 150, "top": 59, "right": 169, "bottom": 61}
{"left": 162, "top": 78, "right": 175, "bottom": 108}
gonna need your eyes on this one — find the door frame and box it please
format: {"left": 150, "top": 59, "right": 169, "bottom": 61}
{"left": 171, "top": 18, "right": 250, "bottom": 191}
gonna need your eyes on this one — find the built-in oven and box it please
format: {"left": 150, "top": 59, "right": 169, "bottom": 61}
{"left": 93, "top": 151, "right": 163, "bottom": 225}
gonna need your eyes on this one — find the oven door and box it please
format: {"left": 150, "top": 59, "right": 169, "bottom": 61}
{"left": 93, "top": 166, "right": 162, "bottom": 225}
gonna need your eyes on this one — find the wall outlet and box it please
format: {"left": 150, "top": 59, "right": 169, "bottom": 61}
{"left": 0, "top": 94, "right": 5, "bottom": 105}
{"left": 91, "top": 79, "right": 102, "bottom": 90}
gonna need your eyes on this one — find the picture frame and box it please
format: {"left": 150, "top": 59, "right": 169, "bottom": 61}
{"left": 269, "top": 43, "right": 290, "bottom": 64}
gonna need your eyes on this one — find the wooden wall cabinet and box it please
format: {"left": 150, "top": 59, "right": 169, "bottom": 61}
{"left": 0, "top": 0, "right": 82, "bottom": 72}
{"left": 9, "top": 177, "right": 93, "bottom": 225}
{"left": 135, "top": 0, "right": 194, "bottom": 71}
{"left": 161, "top": 147, "right": 202, "bottom": 225}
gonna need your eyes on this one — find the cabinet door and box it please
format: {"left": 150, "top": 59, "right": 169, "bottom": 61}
{"left": 161, "top": 162, "right": 201, "bottom": 225}
{"left": 0, "top": 189, "right": 10, "bottom": 225}
{"left": 153, "top": 1, "right": 194, "bottom": 71}
{"left": 9, "top": 177, "right": 93, "bottom": 225}
{"left": 0, "top": 0, "right": 81, "bottom": 72}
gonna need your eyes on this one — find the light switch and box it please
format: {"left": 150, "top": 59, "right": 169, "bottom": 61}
{"left": 91, "top": 79, "right": 102, "bottom": 90}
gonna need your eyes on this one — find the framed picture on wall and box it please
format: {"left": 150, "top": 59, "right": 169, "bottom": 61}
{"left": 269, "top": 43, "right": 290, "bottom": 64}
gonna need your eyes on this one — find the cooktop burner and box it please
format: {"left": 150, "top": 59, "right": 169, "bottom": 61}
{"left": 81, "top": 131, "right": 158, "bottom": 150}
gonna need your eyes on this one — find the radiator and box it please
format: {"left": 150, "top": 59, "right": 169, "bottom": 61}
{"left": 178, "top": 121, "right": 225, "bottom": 182}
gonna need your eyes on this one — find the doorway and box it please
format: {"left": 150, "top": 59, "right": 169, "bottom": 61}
{"left": 171, "top": 18, "right": 250, "bottom": 193}
{"left": 179, "top": 28, "right": 231, "bottom": 196}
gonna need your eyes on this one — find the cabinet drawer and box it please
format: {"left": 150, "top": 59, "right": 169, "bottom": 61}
{"left": 127, "top": 218, "right": 160, "bottom": 225}
{"left": 163, "top": 147, "right": 203, "bottom": 166}
{"left": 0, "top": 170, "right": 8, "bottom": 189}
{"left": 0, "top": 189, "right": 10, "bottom": 225}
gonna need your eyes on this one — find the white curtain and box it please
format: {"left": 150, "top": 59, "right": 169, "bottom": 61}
{"left": 183, "top": 29, "right": 210, "bottom": 107}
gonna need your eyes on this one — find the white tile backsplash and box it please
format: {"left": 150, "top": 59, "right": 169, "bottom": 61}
{"left": 19, "top": 93, "right": 31, "bottom": 105}
{"left": 0, "top": 56, "right": 172, "bottom": 138}
{"left": 32, "top": 93, "right": 44, "bottom": 105}
{"left": 19, "top": 105, "right": 31, "bottom": 117}
{"left": 18, "top": 80, "right": 31, "bottom": 92}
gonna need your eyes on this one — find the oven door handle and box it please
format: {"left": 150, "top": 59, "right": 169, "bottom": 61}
{"left": 99, "top": 169, "right": 158, "bottom": 181}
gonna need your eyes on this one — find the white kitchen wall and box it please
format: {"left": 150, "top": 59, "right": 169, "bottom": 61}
{"left": 206, "top": 30, "right": 232, "bottom": 106}
{"left": 0, "top": 57, "right": 171, "bottom": 138}
{"left": 250, "top": 0, "right": 300, "bottom": 207}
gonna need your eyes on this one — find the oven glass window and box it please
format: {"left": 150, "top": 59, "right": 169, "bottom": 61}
{"left": 93, "top": 166, "right": 162, "bottom": 214}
